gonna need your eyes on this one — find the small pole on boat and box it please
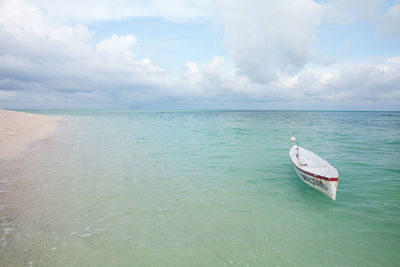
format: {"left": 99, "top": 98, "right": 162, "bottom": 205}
{"left": 290, "top": 136, "right": 299, "bottom": 158}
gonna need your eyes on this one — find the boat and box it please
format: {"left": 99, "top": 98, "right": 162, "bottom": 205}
{"left": 289, "top": 138, "right": 339, "bottom": 200}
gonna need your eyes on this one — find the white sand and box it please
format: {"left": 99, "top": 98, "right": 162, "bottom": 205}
{"left": 0, "top": 110, "right": 60, "bottom": 159}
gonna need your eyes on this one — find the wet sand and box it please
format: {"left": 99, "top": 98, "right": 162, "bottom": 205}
{"left": 0, "top": 110, "right": 59, "bottom": 159}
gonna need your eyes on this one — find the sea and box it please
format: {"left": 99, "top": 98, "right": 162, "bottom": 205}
{"left": 0, "top": 110, "right": 399, "bottom": 266}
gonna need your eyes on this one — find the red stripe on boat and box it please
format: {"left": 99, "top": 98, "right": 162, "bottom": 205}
{"left": 291, "top": 159, "right": 338, "bottom": 182}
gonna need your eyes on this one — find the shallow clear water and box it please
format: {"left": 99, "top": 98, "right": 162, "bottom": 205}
{"left": 1, "top": 110, "right": 400, "bottom": 266}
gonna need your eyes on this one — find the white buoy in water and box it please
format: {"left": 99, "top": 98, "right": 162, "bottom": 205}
{"left": 290, "top": 136, "right": 296, "bottom": 142}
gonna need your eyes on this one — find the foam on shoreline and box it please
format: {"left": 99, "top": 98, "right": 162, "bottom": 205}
{"left": 0, "top": 110, "right": 60, "bottom": 159}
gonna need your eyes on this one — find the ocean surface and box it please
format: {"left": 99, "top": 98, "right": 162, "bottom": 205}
{"left": 1, "top": 110, "right": 399, "bottom": 266}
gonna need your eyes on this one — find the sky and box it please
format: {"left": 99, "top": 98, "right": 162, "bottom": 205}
{"left": 0, "top": 0, "right": 399, "bottom": 110}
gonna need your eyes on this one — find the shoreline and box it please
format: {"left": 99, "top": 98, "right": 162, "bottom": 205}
{"left": 0, "top": 109, "right": 60, "bottom": 160}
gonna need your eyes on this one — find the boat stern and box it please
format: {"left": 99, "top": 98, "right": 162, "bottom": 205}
{"left": 328, "top": 180, "right": 338, "bottom": 200}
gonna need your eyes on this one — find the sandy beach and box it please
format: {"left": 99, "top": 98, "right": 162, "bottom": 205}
{"left": 0, "top": 110, "right": 59, "bottom": 160}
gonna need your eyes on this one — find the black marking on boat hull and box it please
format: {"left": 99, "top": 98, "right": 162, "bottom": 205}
{"left": 298, "top": 172, "right": 328, "bottom": 190}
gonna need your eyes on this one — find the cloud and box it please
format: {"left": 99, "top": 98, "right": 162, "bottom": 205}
{"left": 0, "top": 0, "right": 399, "bottom": 110}
{"left": 96, "top": 34, "right": 136, "bottom": 59}
{"left": 0, "top": 0, "right": 167, "bottom": 107}
{"left": 217, "top": 0, "right": 322, "bottom": 83}
{"left": 323, "top": 0, "right": 400, "bottom": 37}
{"left": 376, "top": 3, "right": 400, "bottom": 36}
{"left": 27, "top": 0, "right": 325, "bottom": 84}
{"left": 281, "top": 57, "right": 400, "bottom": 107}
{"left": 0, "top": 0, "right": 93, "bottom": 43}
{"left": 180, "top": 55, "right": 400, "bottom": 109}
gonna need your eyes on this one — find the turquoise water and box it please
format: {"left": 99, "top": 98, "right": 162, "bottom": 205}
{"left": 1, "top": 110, "right": 400, "bottom": 266}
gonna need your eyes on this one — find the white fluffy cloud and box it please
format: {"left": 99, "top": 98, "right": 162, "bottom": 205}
{"left": 0, "top": 0, "right": 168, "bottom": 107}
{"left": 96, "top": 34, "right": 136, "bottom": 58}
{"left": 278, "top": 57, "right": 400, "bottom": 108}
{"left": 180, "top": 56, "right": 400, "bottom": 109}
{"left": 217, "top": 0, "right": 322, "bottom": 83}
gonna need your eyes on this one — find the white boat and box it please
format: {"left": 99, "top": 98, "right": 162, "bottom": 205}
{"left": 289, "top": 144, "right": 339, "bottom": 200}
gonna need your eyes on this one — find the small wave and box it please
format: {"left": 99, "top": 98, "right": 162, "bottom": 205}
{"left": 4, "top": 227, "right": 14, "bottom": 235}
{"left": 232, "top": 127, "right": 249, "bottom": 131}
{"left": 0, "top": 236, "right": 7, "bottom": 247}
{"left": 385, "top": 140, "right": 400, "bottom": 145}
{"left": 80, "top": 233, "right": 92, "bottom": 238}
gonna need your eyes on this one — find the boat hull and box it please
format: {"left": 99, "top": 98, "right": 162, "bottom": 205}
{"left": 290, "top": 161, "right": 338, "bottom": 200}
